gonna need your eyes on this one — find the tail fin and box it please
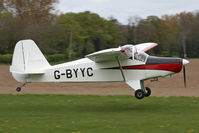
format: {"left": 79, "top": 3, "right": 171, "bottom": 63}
{"left": 10, "top": 40, "right": 50, "bottom": 82}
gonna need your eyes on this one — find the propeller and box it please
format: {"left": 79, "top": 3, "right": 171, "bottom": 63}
{"left": 183, "top": 65, "right": 186, "bottom": 87}
{"left": 182, "top": 59, "right": 189, "bottom": 88}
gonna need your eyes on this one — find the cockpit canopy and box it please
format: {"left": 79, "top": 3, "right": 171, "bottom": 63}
{"left": 121, "top": 45, "right": 148, "bottom": 62}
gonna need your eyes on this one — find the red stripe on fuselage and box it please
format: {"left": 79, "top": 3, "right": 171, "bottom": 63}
{"left": 108, "top": 63, "right": 182, "bottom": 73}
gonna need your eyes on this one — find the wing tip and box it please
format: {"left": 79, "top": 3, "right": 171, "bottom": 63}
{"left": 143, "top": 42, "right": 158, "bottom": 52}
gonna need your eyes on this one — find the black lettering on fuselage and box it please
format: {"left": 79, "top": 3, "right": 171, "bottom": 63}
{"left": 73, "top": 68, "right": 78, "bottom": 78}
{"left": 54, "top": 70, "right": 60, "bottom": 79}
{"left": 66, "top": 69, "right": 72, "bottom": 78}
{"left": 53, "top": 67, "right": 93, "bottom": 79}
{"left": 80, "top": 68, "right": 86, "bottom": 77}
{"left": 87, "top": 67, "right": 93, "bottom": 77}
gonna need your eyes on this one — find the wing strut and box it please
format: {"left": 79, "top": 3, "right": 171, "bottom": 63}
{"left": 116, "top": 56, "right": 126, "bottom": 82}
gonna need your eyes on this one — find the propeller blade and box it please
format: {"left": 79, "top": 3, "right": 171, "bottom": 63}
{"left": 183, "top": 65, "right": 186, "bottom": 88}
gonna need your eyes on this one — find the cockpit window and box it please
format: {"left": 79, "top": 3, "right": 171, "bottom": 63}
{"left": 134, "top": 52, "right": 148, "bottom": 62}
{"left": 121, "top": 45, "right": 148, "bottom": 62}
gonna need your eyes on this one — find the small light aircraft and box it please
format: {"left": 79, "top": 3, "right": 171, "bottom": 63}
{"left": 10, "top": 40, "right": 189, "bottom": 99}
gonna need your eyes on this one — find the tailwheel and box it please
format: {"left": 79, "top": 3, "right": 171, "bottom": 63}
{"left": 135, "top": 89, "right": 145, "bottom": 99}
{"left": 16, "top": 83, "right": 26, "bottom": 92}
{"left": 16, "top": 87, "right": 21, "bottom": 92}
{"left": 144, "top": 87, "right": 151, "bottom": 97}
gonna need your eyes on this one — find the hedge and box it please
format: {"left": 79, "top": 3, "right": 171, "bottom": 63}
{"left": 0, "top": 54, "right": 13, "bottom": 64}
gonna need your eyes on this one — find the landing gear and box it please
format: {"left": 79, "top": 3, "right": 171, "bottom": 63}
{"left": 144, "top": 87, "right": 151, "bottom": 97}
{"left": 16, "top": 87, "right": 21, "bottom": 92}
{"left": 16, "top": 83, "right": 26, "bottom": 92}
{"left": 135, "top": 89, "right": 145, "bottom": 99}
{"left": 134, "top": 87, "right": 151, "bottom": 99}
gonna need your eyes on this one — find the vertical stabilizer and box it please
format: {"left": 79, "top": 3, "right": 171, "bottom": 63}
{"left": 10, "top": 40, "right": 50, "bottom": 82}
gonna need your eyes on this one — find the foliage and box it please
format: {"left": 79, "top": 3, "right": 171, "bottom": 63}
{"left": 3, "top": 0, "right": 58, "bottom": 21}
{"left": 0, "top": 0, "right": 199, "bottom": 60}
{"left": 0, "top": 54, "right": 12, "bottom": 64}
{"left": 0, "top": 95, "right": 199, "bottom": 133}
{"left": 46, "top": 54, "right": 66, "bottom": 63}
{"left": 55, "top": 11, "right": 122, "bottom": 58}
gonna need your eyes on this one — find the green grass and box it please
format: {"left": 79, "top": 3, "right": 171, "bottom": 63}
{"left": 0, "top": 95, "right": 198, "bottom": 133}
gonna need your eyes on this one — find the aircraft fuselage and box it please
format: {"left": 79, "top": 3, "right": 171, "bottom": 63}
{"left": 14, "top": 56, "right": 182, "bottom": 83}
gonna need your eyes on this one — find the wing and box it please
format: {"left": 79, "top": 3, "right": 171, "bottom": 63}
{"left": 135, "top": 42, "right": 158, "bottom": 53}
{"left": 85, "top": 47, "right": 128, "bottom": 62}
{"left": 86, "top": 42, "right": 158, "bottom": 63}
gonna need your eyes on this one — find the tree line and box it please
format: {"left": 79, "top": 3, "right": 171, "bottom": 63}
{"left": 0, "top": 0, "right": 199, "bottom": 64}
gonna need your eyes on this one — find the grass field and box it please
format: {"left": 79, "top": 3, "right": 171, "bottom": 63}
{"left": 0, "top": 95, "right": 198, "bottom": 133}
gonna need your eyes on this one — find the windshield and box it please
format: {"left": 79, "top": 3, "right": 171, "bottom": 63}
{"left": 134, "top": 52, "right": 148, "bottom": 62}
{"left": 121, "top": 45, "right": 148, "bottom": 62}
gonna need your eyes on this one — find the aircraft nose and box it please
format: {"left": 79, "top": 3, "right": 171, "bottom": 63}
{"left": 182, "top": 59, "right": 189, "bottom": 65}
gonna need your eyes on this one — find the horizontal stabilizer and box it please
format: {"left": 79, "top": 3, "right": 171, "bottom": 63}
{"left": 10, "top": 69, "right": 45, "bottom": 75}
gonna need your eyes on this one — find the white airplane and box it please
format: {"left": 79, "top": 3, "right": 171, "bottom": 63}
{"left": 10, "top": 40, "right": 189, "bottom": 99}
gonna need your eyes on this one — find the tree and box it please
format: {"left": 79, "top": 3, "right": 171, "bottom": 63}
{"left": 0, "top": 0, "right": 5, "bottom": 13}
{"left": 176, "top": 12, "right": 193, "bottom": 58}
{"left": 4, "top": 0, "right": 58, "bottom": 22}
{"left": 162, "top": 15, "right": 181, "bottom": 57}
{"left": 0, "top": 0, "right": 59, "bottom": 54}
{"left": 186, "top": 12, "right": 199, "bottom": 57}
{"left": 136, "top": 16, "right": 168, "bottom": 55}
{"left": 55, "top": 11, "right": 123, "bottom": 58}
{"left": 127, "top": 16, "right": 141, "bottom": 44}
{"left": 56, "top": 13, "right": 81, "bottom": 58}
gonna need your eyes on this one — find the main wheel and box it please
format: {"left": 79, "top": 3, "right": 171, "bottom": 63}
{"left": 135, "top": 89, "right": 145, "bottom": 99}
{"left": 16, "top": 87, "right": 21, "bottom": 92}
{"left": 145, "top": 87, "right": 151, "bottom": 97}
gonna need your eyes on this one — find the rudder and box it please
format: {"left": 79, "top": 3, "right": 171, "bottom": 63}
{"left": 10, "top": 40, "right": 50, "bottom": 82}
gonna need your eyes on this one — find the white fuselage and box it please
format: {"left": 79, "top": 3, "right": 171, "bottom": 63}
{"left": 14, "top": 58, "right": 174, "bottom": 83}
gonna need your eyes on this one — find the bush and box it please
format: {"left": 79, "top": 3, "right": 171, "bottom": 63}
{"left": 46, "top": 54, "right": 66, "bottom": 63}
{"left": 0, "top": 54, "right": 13, "bottom": 64}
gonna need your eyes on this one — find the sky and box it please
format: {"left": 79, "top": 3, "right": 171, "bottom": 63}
{"left": 58, "top": 0, "right": 199, "bottom": 24}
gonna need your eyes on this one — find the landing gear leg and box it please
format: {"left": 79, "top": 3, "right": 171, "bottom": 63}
{"left": 16, "top": 83, "right": 26, "bottom": 92}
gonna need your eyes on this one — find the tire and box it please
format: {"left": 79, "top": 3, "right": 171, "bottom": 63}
{"left": 135, "top": 89, "right": 145, "bottom": 99}
{"left": 16, "top": 87, "right": 21, "bottom": 92}
{"left": 145, "top": 87, "right": 151, "bottom": 97}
